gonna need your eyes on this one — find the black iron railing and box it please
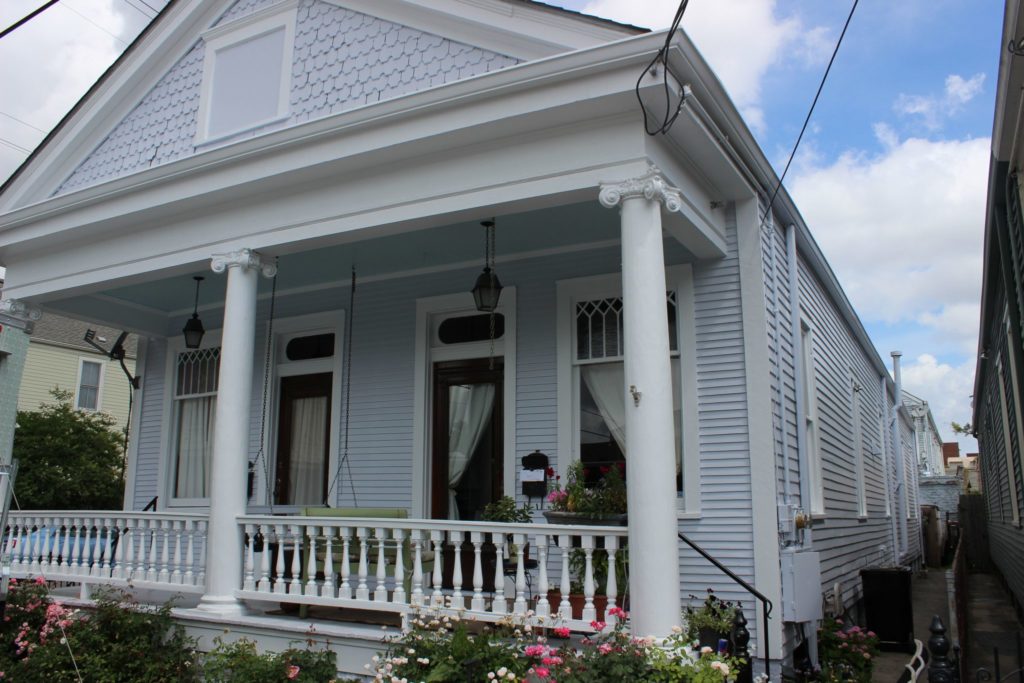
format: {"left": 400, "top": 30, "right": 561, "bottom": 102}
{"left": 679, "top": 532, "right": 774, "bottom": 681}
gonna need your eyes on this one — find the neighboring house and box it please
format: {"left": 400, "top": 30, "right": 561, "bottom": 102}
{"left": 973, "top": 0, "right": 1024, "bottom": 617}
{"left": 17, "top": 314, "right": 137, "bottom": 429}
{"left": 943, "top": 443, "right": 982, "bottom": 493}
{"left": 904, "top": 391, "right": 945, "bottom": 475}
{"left": 0, "top": 0, "right": 924, "bottom": 676}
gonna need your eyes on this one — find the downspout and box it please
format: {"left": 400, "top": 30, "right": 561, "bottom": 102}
{"left": 890, "top": 352, "right": 909, "bottom": 560}
{"left": 786, "top": 224, "right": 812, "bottom": 548}
{"left": 878, "top": 375, "right": 899, "bottom": 565}
{"left": 766, "top": 221, "right": 794, "bottom": 509}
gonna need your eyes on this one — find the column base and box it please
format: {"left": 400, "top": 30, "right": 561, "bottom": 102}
{"left": 196, "top": 594, "right": 248, "bottom": 616}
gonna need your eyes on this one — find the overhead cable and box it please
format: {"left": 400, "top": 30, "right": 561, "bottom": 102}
{"left": 636, "top": 0, "right": 689, "bottom": 135}
{"left": 0, "top": 0, "right": 59, "bottom": 40}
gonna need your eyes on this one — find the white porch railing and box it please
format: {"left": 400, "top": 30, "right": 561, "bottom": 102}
{"left": 237, "top": 516, "right": 628, "bottom": 632}
{"left": 4, "top": 511, "right": 208, "bottom": 594}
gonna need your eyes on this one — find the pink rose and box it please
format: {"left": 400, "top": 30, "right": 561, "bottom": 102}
{"left": 553, "top": 627, "right": 571, "bottom": 638}
{"left": 286, "top": 664, "right": 300, "bottom": 679}
{"left": 590, "top": 620, "right": 606, "bottom": 631}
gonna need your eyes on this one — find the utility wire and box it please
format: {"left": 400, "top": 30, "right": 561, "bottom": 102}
{"left": 132, "top": 0, "right": 161, "bottom": 16}
{"left": 117, "top": 0, "right": 155, "bottom": 20}
{"left": 636, "top": 0, "right": 689, "bottom": 135}
{"left": 0, "top": 111, "right": 47, "bottom": 134}
{"left": 0, "top": 0, "right": 59, "bottom": 40}
{"left": 0, "top": 138, "right": 32, "bottom": 155}
{"left": 58, "top": 1, "right": 129, "bottom": 48}
{"left": 761, "top": 0, "right": 859, "bottom": 225}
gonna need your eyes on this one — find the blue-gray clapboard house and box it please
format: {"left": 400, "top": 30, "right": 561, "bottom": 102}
{"left": 974, "top": 0, "right": 1024, "bottom": 618}
{"left": 0, "top": 0, "right": 922, "bottom": 675}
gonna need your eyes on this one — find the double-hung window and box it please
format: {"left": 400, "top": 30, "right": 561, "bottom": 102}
{"left": 172, "top": 347, "right": 220, "bottom": 500}
{"left": 76, "top": 359, "right": 103, "bottom": 411}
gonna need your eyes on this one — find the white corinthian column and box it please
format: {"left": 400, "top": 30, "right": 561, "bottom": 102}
{"left": 598, "top": 166, "right": 682, "bottom": 639}
{"left": 198, "top": 249, "right": 276, "bottom": 613}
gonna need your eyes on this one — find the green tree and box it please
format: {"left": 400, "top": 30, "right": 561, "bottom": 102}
{"left": 12, "top": 389, "right": 125, "bottom": 509}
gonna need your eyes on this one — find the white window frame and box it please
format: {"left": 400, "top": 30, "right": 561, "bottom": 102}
{"left": 255, "top": 311, "right": 345, "bottom": 511}
{"left": 162, "top": 331, "right": 223, "bottom": 509}
{"left": 411, "top": 290, "right": 517, "bottom": 519}
{"left": 195, "top": 0, "right": 298, "bottom": 145}
{"left": 800, "top": 320, "right": 825, "bottom": 516}
{"left": 75, "top": 357, "right": 105, "bottom": 412}
{"left": 555, "top": 267, "right": 700, "bottom": 516}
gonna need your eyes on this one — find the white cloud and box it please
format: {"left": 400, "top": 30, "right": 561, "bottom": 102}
{"left": 0, "top": 0, "right": 156, "bottom": 182}
{"left": 582, "top": 0, "right": 827, "bottom": 134}
{"left": 894, "top": 72, "right": 986, "bottom": 130}
{"left": 790, "top": 132, "right": 987, "bottom": 353}
{"left": 901, "top": 354, "right": 978, "bottom": 452}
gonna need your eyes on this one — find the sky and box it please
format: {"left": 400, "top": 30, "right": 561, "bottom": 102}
{"left": 0, "top": 0, "right": 1005, "bottom": 452}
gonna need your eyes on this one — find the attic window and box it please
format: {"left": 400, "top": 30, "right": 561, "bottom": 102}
{"left": 197, "top": 2, "right": 298, "bottom": 142}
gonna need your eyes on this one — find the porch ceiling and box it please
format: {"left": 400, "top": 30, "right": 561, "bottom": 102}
{"left": 96, "top": 201, "right": 650, "bottom": 315}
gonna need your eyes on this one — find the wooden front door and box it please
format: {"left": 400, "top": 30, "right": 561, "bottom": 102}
{"left": 275, "top": 372, "right": 332, "bottom": 506}
{"left": 431, "top": 358, "right": 503, "bottom": 520}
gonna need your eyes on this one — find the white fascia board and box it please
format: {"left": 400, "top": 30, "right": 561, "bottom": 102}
{"left": 331, "top": 0, "right": 642, "bottom": 61}
{"left": 0, "top": 0, "right": 229, "bottom": 211}
{"left": 0, "top": 32, "right": 668, "bottom": 244}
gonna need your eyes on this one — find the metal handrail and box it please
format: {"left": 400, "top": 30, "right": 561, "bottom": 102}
{"left": 679, "top": 531, "right": 774, "bottom": 680}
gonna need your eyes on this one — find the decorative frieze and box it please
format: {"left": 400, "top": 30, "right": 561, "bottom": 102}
{"left": 210, "top": 248, "right": 277, "bottom": 278}
{"left": 598, "top": 165, "right": 684, "bottom": 213}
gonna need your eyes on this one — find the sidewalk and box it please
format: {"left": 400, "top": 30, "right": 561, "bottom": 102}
{"left": 872, "top": 569, "right": 949, "bottom": 682}
{"left": 964, "top": 573, "right": 1023, "bottom": 680}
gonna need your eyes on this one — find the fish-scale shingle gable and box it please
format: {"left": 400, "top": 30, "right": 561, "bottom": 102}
{"left": 55, "top": 0, "right": 520, "bottom": 196}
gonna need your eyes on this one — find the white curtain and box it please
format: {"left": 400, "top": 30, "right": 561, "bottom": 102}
{"left": 581, "top": 359, "right": 683, "bottom": 473}
{"left": 288, "top": 396, "right": 328, "bottom": 505}
{"left": 447, "top": 383, "right": 496, "bottom": 519}
{"left": 175, "top": 396, "right": 216, "bottom": 498}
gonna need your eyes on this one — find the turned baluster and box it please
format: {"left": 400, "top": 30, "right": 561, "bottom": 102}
{"left": 430, "top": 531, "right": 445, "bottom": 607}
{"left": 373, "top": 527, "right": 388, "bottom": 602}
{"left": 392, "top": 528, "right": 406, "bottom": 604}
{"left": 112, "top": 519, "right": 127, "bottom": 580}
{"left": 451, "top": 531, "right": 465, "bottom": 609}
{"left": 535, "top": 533, "right": 550, "bottom": 618}
{"left": 305, "top": 526, "right": 319, "bottom": 597}
{"left": 492, "top": 531, "right": 506, "bottom": 615}
{"left": 243, "top": 524, "right": 256, "bottom": 591}
{"left": 581, "top": 536, "right": 596, "bottom": 622}
{"left": 273, "top": 524, "right": 287, "bottom": 594}
{"left": 322, "top": 526, "right": 335, "bottom": 599}
{"left": 355, "top": 527, "right": 370, "bottom": 600}
{"left": 158, "top": 519, "right": 171, "bottom": 582}
{"left": 410, "top": 530, "right": 424, "bottom": 607}
{"left": 513, "top": 532, "right": 527, "bottom": 615}
{"left": 558, "top": 534, "right": 572, "bottom": 620}
{"left": 146, "top": 519, "right": 159, "bottom": 582}
{"left": 605, "top": 537, "right": 619, "bottom": 625}
{"left": 69, "top": 518, "right": 83, "bottom": 575}
{"left": 338, "top": 527, "right": 352, "bottom": 599}
{"left": 171, "top": 521, "right": 183, "bottom": 584}
{"left": 256, "top": 524, "right": 271, "bottom": 592}
{"left": 288, "top": 524, "right": 302, "bottom": 594}
{"left": 184, "top": 520, "right": 196, "bottom": 586}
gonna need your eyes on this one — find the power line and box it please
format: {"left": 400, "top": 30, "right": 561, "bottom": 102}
{"left": 118, "top": 0, "right": 155, "bottom": 20}
{"left": 0, "top": 0, "right": 59, "bottom": 40}
{"left": 762, "top": 0, "right": 860, "bottom": 225}
{"left": 58, "top": 1, "right": 129, "bottom": 48}
{"left": 0, "top": 137, "right": 32, "bottom": 155}
{"left": 0, "top": 111, "right": 47, "bottom": 134}
{"left": 132, "top": 0, "right": 161, "bottom": 16}
{"left": 636, "top": 0, "right": 689, "bottom": 135}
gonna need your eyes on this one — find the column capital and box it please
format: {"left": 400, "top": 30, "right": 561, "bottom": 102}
{"left": 210, "top": 249, "right": 277, "bottom": 278}
{"left": 0, "top": 299, "right": 43, "bottom": 331}
{"left": 598, "top": 165, "right": 683, "bottom": 213}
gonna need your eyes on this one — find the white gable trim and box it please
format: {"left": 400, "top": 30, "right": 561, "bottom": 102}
{"left": 331, "top": 0, "right": 639, "bottom": 61}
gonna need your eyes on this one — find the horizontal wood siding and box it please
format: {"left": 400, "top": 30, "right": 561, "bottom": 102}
{"left": 132, "top": 338, "right": 166, "bottom": 509}
{"left": 976, "top": 288, "right": 1024, "bottom": 608}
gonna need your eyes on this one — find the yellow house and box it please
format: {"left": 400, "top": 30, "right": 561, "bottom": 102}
{"left": 18, "top": 315, "right": 136, "bottom": 430}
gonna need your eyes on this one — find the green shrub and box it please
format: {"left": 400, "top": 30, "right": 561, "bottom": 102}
{"left": 203, "top": 637, "right": 338, "bottom": 682}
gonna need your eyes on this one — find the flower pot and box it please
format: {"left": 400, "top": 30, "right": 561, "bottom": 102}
{"left": 697, "top": 627, "right": 731, "bottom": 653}
{"left": 542, "top": 511, "right": 628, "bottom": 526}
{"left": 546, "top": 590, "right": 615, "bottom": 621}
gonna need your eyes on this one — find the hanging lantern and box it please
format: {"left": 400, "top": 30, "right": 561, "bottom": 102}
{"left": 472, "top": 219, "right": 502, "bottom": 312}
{"left": 182, "top": 276, "right": 205, "bottom": 349}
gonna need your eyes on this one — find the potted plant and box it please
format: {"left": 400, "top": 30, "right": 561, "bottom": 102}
{"left": 542, "top": 460, "right": 627, "bottom": 525}
{"left": 442, "top": 496, "right": 533, "bottom": 592}
{"left": 685, "top": 589, "right": 739, "bottom": 651}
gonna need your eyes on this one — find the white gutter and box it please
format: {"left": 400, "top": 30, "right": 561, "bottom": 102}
{"left": 767, "top": 219, "right": 793, "bottom": 509}
{"left": 878, "top": 375, "right": 899, "bottom": 565}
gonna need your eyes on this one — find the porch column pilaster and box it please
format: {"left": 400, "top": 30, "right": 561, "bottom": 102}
{"left": 198, "top": 249, "right": 276, "bottom": 613}
{"left": 599, "top": 166, "right": 682, "bottom": 638}
{"left": 0, "top": 300, "right": 42, "bottom": 469}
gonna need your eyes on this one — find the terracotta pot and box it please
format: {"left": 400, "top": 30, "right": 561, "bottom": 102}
{"left": 546, "top": 590, "right": 612, "bottom": 621}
